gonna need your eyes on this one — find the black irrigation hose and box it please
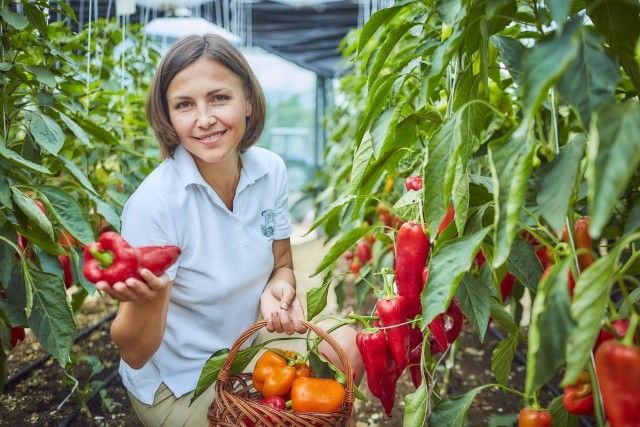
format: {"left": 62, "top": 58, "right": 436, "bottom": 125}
{"left": 57, "top": 367, "right": 120, "bottom": 427}
{"left": 488, "top": 327, "right": 594, "bottom": 427}
{"left": 3, "top": 311, "right": 117, "bottom": 390}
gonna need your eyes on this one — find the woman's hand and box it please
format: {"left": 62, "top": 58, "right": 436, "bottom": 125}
{"left": 95, "top": 269, "right": 172, "bottom": 303}
{"left": 260, "top": 280, "right": 306, "bottom": 334}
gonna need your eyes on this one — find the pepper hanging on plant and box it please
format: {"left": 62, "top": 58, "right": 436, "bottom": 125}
{"left": 594, "top": 313, "right": 640, "bottom": 427}
{"left": 518, "top": 407, "right": 552, "bottom": 427}
{"left": 562, "top": 371, "right": 594, "bottom": 415}
{"left": 375, "top": 269, "right": 411, "bottom": 374}
{"left": 395, "top": 222, "right": 430, "bottom": 318}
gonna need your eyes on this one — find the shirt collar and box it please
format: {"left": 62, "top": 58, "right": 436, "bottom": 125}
{"left": 171, "top": 144, "right": 270, "bottom": 190}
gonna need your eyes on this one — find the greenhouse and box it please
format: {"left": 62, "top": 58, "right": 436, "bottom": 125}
{"left": 1, "top": 0, "right": 639, "bottom": 426}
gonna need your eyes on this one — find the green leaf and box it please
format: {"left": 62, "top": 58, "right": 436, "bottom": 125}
{"left": 546, "top": 0, "right": 571, "bottom": 27}
{"left": 357, "top": 4, "right": 407, "bottom": 52}
{"left": 27, "top": 269, "right": 75, "bottom": 366}
{"left": 59, "top": 156, "right": 98, "bottom": 195}
{"left": 536, "top": 135, "right": 586, "bottom": 233}
{"left": 456, "top": 268, "right": 492, "bottom": 342}
{"left": 422, "top": 227, "right": 490, "bottom": 326}
{"left": 350, "top": 133, "right": 374, "bottom": 192}
{"left": 0, "top": 9, "right": 28, "bottom": 30}
{"left": 563, "top": 246, "right": 620, "bottom": 385}
{"left": 192, "top": 344, "right": 263, "bottom": 403}
{"left": 23, "top": 2, "right": 47, "bottom": 37}
{"left": 29, "top": 112, "right": 64, "bottom": 155}
{"left": 355, "top": 75, "right": 395, "bottom": 145}
{"left": 306, "top": 280, "right": 330, "bottom": 321}
{"left": 490, "top": 299, "right": 519, "bottom": 335}
{"left": 39, "top": 186, "right": 94, "bottom": 244}
{"left": 557, "top": 30, "right": 620, "bottom": 128}
{"left": 368, "top": 23, "right": 416, "bottom": 88}
{"left": 26, "top": 66, "right": 56, "bottom": 88}
{"left": 370, "top": 107, "right": 397, "bottom": 159}
{"left": 403, "top": 383, "right": 429, "bottom": 427}
{"left": 311, "top": 225, "right": 371, "bottom": 277}
{"left": 0, "top": 62, "right": 11, "bottom": 71}
{"left": 11, "top": 188, "right": 54, "bottom": 241}
{"left": 394, "top": 188, "right": 422, "bottom": 210}
{"left": 507, "top": 237, "right": 543, "bottom": 293}
{"left": 423, "top": 26, "right": 464, "bottom": 97}
{"left": 549, "top": 394, "right": 579, "bottom": 427}
{"left": 429, "top": 385, "right": 493, "bottom": 427}
{"left": 308, "top": 350, "right": 335, "bottom": 379}
{"left": 587, "top": 102, "right": 640, "bottom": 238}
{"left": 492, "top": 36, "right": 526, "bottom": 84}
{"left": 491, "top": 331, "right": 519, "bottom": 386}
{"left": 522, "top": 18, "right": 580, "bottom": 117}
{"left": 525, "top": 261, "right": 574, "bottom": 396}
{"left": 586, "top": 0, "right": 640, "bottom": 59}
{"left": 69, "top": 247, "right": 96, "bottom": 295}
{"left": 58, "top": 112, "right": 91, "bottom": 147}
{"left": 488, "top": 125, "right": 535, "bottom": 267}
{"left": 87, "top": 193, "right": 121, "bottom": 232}
{"left": 0, "top": 145, "right": 51, "bottom": 174}
{"left": 305, "top": 194, "right": 356, "bottom": 235}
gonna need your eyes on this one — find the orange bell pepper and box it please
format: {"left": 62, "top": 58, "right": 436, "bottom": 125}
{"left": 291, "top": 377, "right": 346, "bottom": 413}
{"left": 252, "top": 350, "right": 297, "bottom": 397}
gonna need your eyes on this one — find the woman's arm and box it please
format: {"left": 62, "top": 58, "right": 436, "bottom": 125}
{"left": 98, "top": 269, "right": 172, "bottom": 369}
{"left": 261, "top": 238, "right": 306, "bottom": 334}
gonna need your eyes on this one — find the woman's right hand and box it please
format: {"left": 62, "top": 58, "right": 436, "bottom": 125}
{"left": 95, "top": 268, "right": 171, "bottom": 303}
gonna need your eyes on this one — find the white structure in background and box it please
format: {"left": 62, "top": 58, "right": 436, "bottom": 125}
{"left": 143, "top": 15, "right": 242, "bottom": 45}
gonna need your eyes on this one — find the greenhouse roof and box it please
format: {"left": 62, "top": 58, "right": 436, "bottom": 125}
{"left": 67, "top": 0, "right": 360, "bottom": 77}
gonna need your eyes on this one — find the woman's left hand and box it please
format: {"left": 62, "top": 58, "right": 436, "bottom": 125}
{"left": 260, "top": 280, "right": 306, "bottom": 334}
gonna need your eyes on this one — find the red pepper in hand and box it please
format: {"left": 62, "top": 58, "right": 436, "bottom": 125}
{"left": 395, "top": 222, "right": 429, "bottom": 318}
{"left": 595, "top": 340, "right": 640, "bottom": 426}
{"left": 518, "top": 407, "right": 552, "bottom": 427}
{"left": 404, "top": 176, "right": 423, "bottom": 191}
{"left": 83, "top": 232, "right": 180, "bottom": 284}
{"left": 376, "top": 295, "right": 410, "bottom": 374}
{"left": 138, "top": 246, "right": 181, "bottom": 276}
{"left": 562, "top": 371, "right": 594, "bottom": 415}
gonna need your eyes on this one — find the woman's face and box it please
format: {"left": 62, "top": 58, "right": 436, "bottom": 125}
{"left": 166, "top": 57, "right": 252, "bottom": 168}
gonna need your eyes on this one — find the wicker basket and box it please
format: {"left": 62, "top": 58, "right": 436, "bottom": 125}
{"left": 208, "top": 320, "right": 354, "bottom": 426}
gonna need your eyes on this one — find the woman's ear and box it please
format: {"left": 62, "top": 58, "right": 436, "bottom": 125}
{"left": 245, "top": 96, "right": 253, "bottom": 117}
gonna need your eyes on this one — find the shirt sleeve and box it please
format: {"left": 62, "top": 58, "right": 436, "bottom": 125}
{"left": 272, "top": 156, "right": 293, "bottom": 241}
{"left": 120, "top": 187, "right": 180, "bottom": 281}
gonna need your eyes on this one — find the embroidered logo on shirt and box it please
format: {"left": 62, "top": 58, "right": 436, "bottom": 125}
{"left": 261, "top": 209, "right": 275, "bottom": 240}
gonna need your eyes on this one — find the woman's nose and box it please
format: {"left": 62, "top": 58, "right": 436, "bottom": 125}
{"left": 197, "top": 106, "right": 215, "bottom": 127}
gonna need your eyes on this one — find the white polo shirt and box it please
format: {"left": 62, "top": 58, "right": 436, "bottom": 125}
{"left": 118, "top": 144, "right": 293, "bottom": 405}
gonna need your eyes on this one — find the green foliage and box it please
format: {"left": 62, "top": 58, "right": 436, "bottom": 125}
{"left": 311, "top": 0, "right": 640, "bottom": 420}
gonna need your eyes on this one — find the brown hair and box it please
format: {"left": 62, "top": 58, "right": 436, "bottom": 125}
{"left": 146, "top": 34, "right": 266, "bottom": 158}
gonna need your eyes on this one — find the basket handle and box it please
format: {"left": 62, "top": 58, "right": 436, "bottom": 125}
{"left": 216, "top": 320, "right": 354, "bottom": 403}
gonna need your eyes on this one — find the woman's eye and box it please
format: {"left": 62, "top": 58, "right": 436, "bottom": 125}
{"left": 211, "top": 95, "right": 229, "bottom": 102}
{"left": 175, "top": 101, "right": 192, "bottom": 109}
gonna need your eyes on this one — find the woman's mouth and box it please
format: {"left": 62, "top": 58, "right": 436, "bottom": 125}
{"left": 196, "top": 130, "right": 226, "bottom": 144}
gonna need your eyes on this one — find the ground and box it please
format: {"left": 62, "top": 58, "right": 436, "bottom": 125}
{"left": 0, "top": 230, "right": 588, "bottom": 426}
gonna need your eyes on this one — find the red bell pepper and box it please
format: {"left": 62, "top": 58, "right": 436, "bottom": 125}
{"left": 376, "top": 294, "right": 410, "bottom": 374}
{"left": 395, "top": 222, "right": 430, "bottom": 318}
{"left": 404, "top": 176, "right": 423, "bottom": 191}
{"left": 562, "top": 371, "right": 594, "bottom": 415}
{"left": 595, "top": 339, "right": 640, "bottom": 426}
{"left": 518, "top": 407, "right": 552, "bottom": 427}
{"left": 83, "top": 232, "right": 181, "bottom": 284}
{"left": 242, "top": 395, "right": 286, "bottom": 426}
{"left": 500, "top": 273, "right": 516, "bottom": 301}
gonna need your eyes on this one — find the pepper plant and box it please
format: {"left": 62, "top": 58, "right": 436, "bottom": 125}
{"left": 0, "top": 0, "right": 160, "bottom": 408}
{"left": 306, "top": 0, "right": 640, "bottom": 425}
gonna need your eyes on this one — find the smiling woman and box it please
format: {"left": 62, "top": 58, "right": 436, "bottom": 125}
{"left": 93, "top": 34, "right": 363, "bottom": 427}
